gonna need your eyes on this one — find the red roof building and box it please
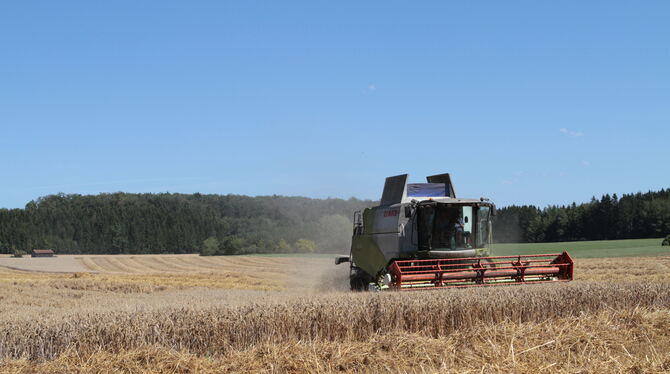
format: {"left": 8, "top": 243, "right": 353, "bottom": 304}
{"left": 31, "top": 249, "right": 55, "bottom": 257}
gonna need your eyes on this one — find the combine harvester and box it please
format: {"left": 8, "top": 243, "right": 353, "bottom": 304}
{"left": 336, "top": 173, "right": 573, "bottom": 291}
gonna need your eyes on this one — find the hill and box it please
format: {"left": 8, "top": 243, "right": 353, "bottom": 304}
{"left": 0, "top": 193, "right": 374, "bottom": 255}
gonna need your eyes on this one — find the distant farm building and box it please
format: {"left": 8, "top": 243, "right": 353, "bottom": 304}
{"left": 31, "top": 249, "right": 55, "bottom": 257}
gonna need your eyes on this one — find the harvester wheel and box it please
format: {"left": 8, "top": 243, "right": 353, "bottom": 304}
{"left": 350, "top": 270, "right": 373, "bottom": 292}
{"left": 350, "top": 275, "right": 368, "bottom": 291}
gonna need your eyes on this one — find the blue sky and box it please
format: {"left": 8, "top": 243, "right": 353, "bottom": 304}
{"left": 1, "top": 1, "right": 668, "bottom": 209}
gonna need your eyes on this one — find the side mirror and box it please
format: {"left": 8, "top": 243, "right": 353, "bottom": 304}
{"left": 404, "top": 206, "right": 413, "bottom": 218}
{"left": 335, "top": 255, "right": 350, "bottom": 265}
{"left": 491, "top": 204, "right": 497, "bottom": 217}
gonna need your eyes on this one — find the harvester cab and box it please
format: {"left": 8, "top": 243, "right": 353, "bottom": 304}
{"left": 335, "top": 173, "right": 574, "bottom": 291}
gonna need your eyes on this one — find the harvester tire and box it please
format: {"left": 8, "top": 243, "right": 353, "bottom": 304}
{"left": 350, "top": 276, "right": 367, "bottom": 291}
{"left": 350, "top": 272, "right": 371, "bottom": 292}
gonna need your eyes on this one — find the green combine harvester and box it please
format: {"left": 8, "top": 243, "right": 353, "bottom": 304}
{"left": 336, "top": 173, "right": 573, "bottom": 291}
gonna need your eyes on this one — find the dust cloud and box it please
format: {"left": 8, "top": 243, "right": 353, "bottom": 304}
{"left": 285, "top": 255, "right": 351, "bottom": 293}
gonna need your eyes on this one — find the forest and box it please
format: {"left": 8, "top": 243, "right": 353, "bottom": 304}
{"left": 0, "top": 189, "right": 668, "bottom": 255}
{"left": 494, "top": 189, "right": 670, "bottom": 243}
{"left": 0, "top": 193, "right": 371, "bottom": 255}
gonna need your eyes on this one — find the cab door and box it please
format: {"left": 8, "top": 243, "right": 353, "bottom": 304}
{"left": 416, "top": 203, "right": 436, "bottom": 250}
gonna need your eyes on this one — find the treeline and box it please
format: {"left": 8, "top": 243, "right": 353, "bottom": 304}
{"left": 0, "top": 188, "right": 668, "bottom": 255}
{"left": 493, "top": 189, "right": 670, "bottom": 243}
{"left": 0, "top": 193, "right": 373, "bottom": 255}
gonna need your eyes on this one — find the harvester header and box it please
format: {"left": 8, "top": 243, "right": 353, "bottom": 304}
{"left": 336, "top": 173, "right": 574, "bottom": 291}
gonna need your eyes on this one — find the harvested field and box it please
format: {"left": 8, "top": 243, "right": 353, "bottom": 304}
{"left": 79, "top": 254, "right": 322, "bottom": 275}
{"left": 0, "top": 254, "right": 336, "bottom": 291}
{"left": 0, "top": 256, "right": 90, "bottom": 273}
{"left": 1, "top": 254, "right": 669, "bottom": 373}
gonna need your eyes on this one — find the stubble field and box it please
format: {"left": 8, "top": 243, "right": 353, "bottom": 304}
{"left": 1, "top": 249, "right": 670, "bottom": 373}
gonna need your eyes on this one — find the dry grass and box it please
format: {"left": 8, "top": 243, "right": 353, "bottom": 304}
{"left": 577, "top": 255, "right": 670, "bottom": 282}
{"left": 1, "top": 255, "right": 670, "bottom": 372}
{"left": 2, "top": 308, "right": 670, "bottom": 373}
{"left": 1, "top": 282, "right": 670, "bottom": 360}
